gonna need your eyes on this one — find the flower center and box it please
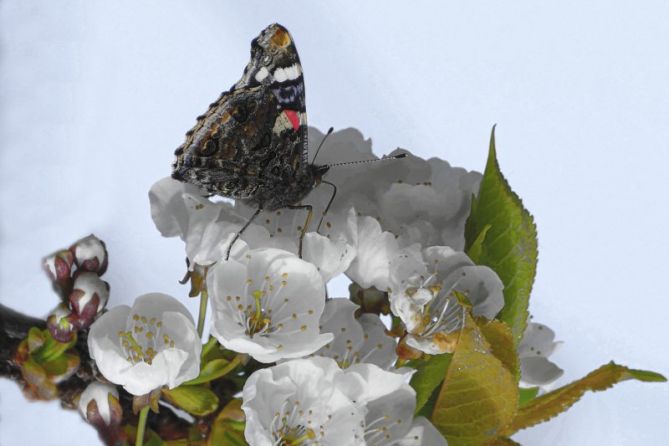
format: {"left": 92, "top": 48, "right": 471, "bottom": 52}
{"left": 404, "top": 276, "right": 464, "bottom": 340}
{"left": 118, "top": 313, "right": 174, "bottom": 365}
{"left": 279, "top": 426, "right": 317, "bottom": 446}
{"left": 246, "top": 289, "right": 272, "bottom": 336}
{"left": 270, "top": 400, "right": 319, "bottom": 446}
{"left": 421, "top": 293, "right": 464, "bottom": 338}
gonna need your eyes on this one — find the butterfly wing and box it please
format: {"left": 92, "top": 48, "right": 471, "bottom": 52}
{"left": 173, "top": 85, "right": 281, "bottom": 199}
{"left": 172, "top": 24, "right": 312, "bottom": 208}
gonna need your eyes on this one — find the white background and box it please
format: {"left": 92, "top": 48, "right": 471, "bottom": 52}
{"left": 1, "top": 1, "right": 668, "bottom": 444}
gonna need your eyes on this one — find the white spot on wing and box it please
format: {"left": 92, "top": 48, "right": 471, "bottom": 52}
{"left": 272, "top": 64, "right": 302, "bottom": 83}
{"left": 274, "top": 67, "right": 287, "bottom": 82}
{"left": 285, "top": 64, "right": 299, "bottom": 80}
{"left": 255, "top": 67, "right": 269, "bottom": 82}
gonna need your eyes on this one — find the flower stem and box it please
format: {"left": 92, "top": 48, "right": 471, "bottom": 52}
{"left": 197, "top": 288, "right": 208, "bottom": 339}
{"left": 135, "top": 405, "right": 150, "bottom": 446}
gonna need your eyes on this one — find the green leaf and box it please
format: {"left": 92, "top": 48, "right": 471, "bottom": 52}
{"left": 32, "top": 329, "right": 77, "bottom": 364}
{"left": 201, "top": 336, "right": 229, "bottom": 363}
{"left": 518, "top": 387, "right": 539, "bottom": 407}
{"left": 503, "top": 362, "right": 667, "bottom": 435}
{"left": 431, "top": 314, "right": 518, "bottom": 446}
{"left": 161, "top": 385, "right": 220, "bottom": 416}
{"left": 465, "top": 127, "right": 538, "bottom": 344}
{"left": 185, "top": 357, "right": 241, "bottom": 386}
{"left": 466, "top": 224, "right": 491, "bottom": 264}
{"left": 409, "top": 353, "right": 453, "bottom": 414}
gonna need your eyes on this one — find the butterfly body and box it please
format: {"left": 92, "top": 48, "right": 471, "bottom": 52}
{"left": 172, "top": 23, "right": 328, "bottom": 211}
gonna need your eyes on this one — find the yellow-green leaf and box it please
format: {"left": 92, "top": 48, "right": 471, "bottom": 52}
{"left": 477, "top": 319, "right": 518, "bottom": 380}
{"left": 465, "top": 127, "right": 538, "bottom": 344}
{"left": 485, "top": 437, "right": 521, "bottom": 446}
{"left": 432, "top": 314, "right": 518, "bottom": 446}
{"left": 503, "top": 362, "right": 667, "bottom": 435}
{"left": 162, "top": 385, "right": 219, "bottom": 416}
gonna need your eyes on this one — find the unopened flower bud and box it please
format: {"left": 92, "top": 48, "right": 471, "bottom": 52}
{"left": 78, "top": 382, "right": 122, "bottom": 427}
{"left": 71, "top": 234, "right": 108, "bottom": 275}
{"left": 43, "top": 249, "right": 75, "bottom": 282}
{"left": 46, "top": 303, "right": 77, "bottom": 342}
{"left": 349, "top": 283, "right": 390, "bottom": 315}
{"left": 69, "top": 272, "right": 110, "bottom": 328}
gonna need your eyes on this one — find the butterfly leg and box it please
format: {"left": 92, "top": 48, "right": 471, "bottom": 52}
{"left": 287, "top": 204, "right": 313, "bottom": 258}
{"left": 316, "top": 180, "right": 337, "bottom": 234}
{"left": 225, "top": 206, "right": 262, "bottom": 260}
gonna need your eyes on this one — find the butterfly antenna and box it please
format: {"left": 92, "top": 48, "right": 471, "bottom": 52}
{"left": 327, "top": 152, "right": 407, "bottom": 168}
{"left": 312, "top": 127, "right": 334, "bottom": 165}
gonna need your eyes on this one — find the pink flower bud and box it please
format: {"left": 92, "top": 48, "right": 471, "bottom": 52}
{"left": 71, "top": 234, "right": 108, "bottom": 275}
{"left": 69, "top": 272, "right": 110, "bottom": 329}
{"left": 46, "top": 303, "right": 77, "bottom": 342}
{"left": 43, "top": 249, "right": 75, "bottom": 282}
{"left": 78, "top": 382, "right": 122, "bottom": 427}
{"left": 78, "top": 382, "right": 123, "bottom": 445}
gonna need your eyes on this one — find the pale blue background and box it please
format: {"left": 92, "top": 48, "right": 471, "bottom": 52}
{"left": 1, "top": 1, "right": 668, "bottom": 444}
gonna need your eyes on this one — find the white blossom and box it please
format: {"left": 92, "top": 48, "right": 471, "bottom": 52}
{"left": 242, "top": 357, "right": 431, "bottom": 446}
{"left": 393, "top": 416, "right": 447, "bottom": 446}
{"left": 344, "top": 212, "right": 400, "bottom": 291}
{"left": 242, "top": 357, "right": 365, "bottom": 445}
{"left": 388, "top": 245, "right": 503, "bottom": 354}
{"left": 88, "top": 293, "right": 201, "bottom": 395}
{"left": 208, "top": 248, "right": 333, "bottom": 363}
{"left": 149, "top": 177, "right": 258, "bottom": 267}
{"left": 149, "top": 177, "right": 355, "bottom": 282}
{"left": 315, "top": 298, "right": 396, "bottom": 369}
{"left": 519, "top": 321, "right": 564, "bottom": 389}
{"left": 307, "top": 127, "right": 481, "bottom": 251}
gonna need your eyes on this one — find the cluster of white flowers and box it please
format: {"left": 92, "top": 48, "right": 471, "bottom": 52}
{"left": 242, "top": 357, "right": 443, "bottom": 445}
{"left": 85, "top": 127, "right": 562, "bottom": 445}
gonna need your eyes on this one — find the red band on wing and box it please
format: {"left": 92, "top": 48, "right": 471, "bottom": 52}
{"left": 284, "top": 110, "right": 300, "bottom": 131}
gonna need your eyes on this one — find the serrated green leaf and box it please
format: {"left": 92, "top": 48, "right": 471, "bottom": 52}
{"left": 465, "top": 127, "right": 538, "bottom": 344}
{"left": 518, "top": 387, "right": 539, "bottom": 407}
{"left": 502, "top": 362, "right": 667, "bottom": 435}
{"left": 410, "top": 353, "right": 453, "bottom": 414}
{"left": 162, "top": 385, "right": 219, "bottom": 416}
{"left": 432, "top": 314, "right": 518, "bottom": 446}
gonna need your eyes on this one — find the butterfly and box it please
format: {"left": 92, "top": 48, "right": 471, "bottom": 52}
{"left": 171, "top": 23, "right": 330, "bottom": 257}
